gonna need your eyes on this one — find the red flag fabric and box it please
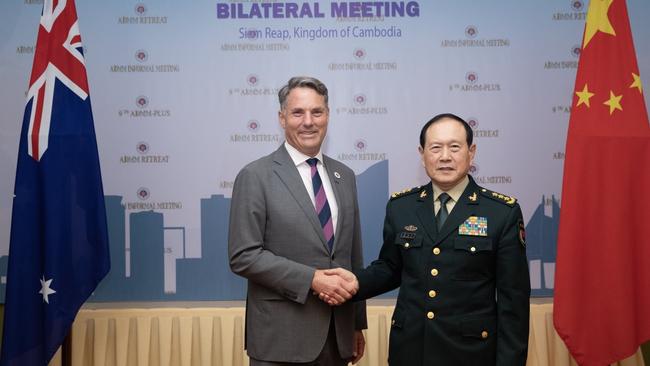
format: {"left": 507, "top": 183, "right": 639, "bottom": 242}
{"left": 553, "top": 0, "right": 650, "bottom": 365}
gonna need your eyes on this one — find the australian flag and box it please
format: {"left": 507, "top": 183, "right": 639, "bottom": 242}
{"left": 0, "top": 1, "right": 110, "bottom": 365}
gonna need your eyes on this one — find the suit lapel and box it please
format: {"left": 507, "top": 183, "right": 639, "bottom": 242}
{"left": 272, "top": 146, "right": 327, "bottom": 248}
{"left": 322, "top": 156, "right": 344, "bottom": 252}
{"left": 415, "top": 183, "right": 438, "bottom": 243}
{"left": 434, "top": 180, "right": 481, "bottom": 245}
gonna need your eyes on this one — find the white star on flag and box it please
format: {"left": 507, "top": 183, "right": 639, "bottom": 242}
{"left": 39, "top": 276, "right": 56, "bottom": 304}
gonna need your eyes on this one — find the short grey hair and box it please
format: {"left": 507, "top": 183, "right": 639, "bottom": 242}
{"left": 278, "top": 76, "right": 329, "bottom": 110}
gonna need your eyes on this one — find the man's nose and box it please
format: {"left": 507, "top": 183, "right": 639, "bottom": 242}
{"left": 439, "top": 147, "right": 452, "bottom": 160}
{"left": 303, "top": 112, "right": 315, "bottom": 126}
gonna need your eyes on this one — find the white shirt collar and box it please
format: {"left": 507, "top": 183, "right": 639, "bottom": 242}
{"left": 284, "top": 141, "right": 324, "bottom": 167}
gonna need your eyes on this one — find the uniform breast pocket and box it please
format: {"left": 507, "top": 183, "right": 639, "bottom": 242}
{"left": 394, "top": 234, "right": 423, "bottom": 274}
{"left": 452, "top": 237, "right": 494, "bottom": 280}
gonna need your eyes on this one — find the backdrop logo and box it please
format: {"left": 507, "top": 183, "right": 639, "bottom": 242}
{"left": 118, "top": 95, "right": 171, "bottom": 118}
{"left": 440, "top": 26, "right": 509, "bottom": 48}
{"left": 135, "top": 49, "right": 148, "bottom": 63}
{"left": 467, "top": 116, "right": 499, "bottom": 138}
{"left": 336, "top": 93, "right": 388, "bottom": 115}
{"left": 472, "top": 163, "right": 512, "bottom": 184}
{"left": 120, "top": 142, "right": 170, "bottom": 164}
{"left": 354, "top": 94, "right": 367, "bottom": 106}
{"left": 230, "top": 118, "right": 281, "bottom": 143}
{"left": 465, "top": 72, "right": 478, "bottom": 84}
{"left": 570, "top": 0, "right": 584, "bottom": 11}
{"left": 571, "top": 45, "right": 581, "bottom": 58}
{"left": 449, "top": 72, "right": 500, "bottom": 92}
{"left": 111, "top": 50, "right": 179, "bottom": 73}
{"left": 353, "top": 48, "right": 366, "bottom": 60}
{"left": 329, "top": 47, "right": 397, "bottom": 71}
{"left": 136, "top": 142, "right": 149, "bottom": 154}
{"left": 338, "top": 138, "right": 386, "bottom": 161}
{"left": 247, "top": 119, "right": 260, "bottom": 132}
{"left": 118, "top": 2, "right": 168, "bottom": 24}
{"left": 465, "top": 25, "right": 478, "bottom": 39}
{"left": 552, "top": 0, "right": 586, "bottom": 20}
{"left": 354, "top": 139, "right": 367, "bottom": 152}
{"left": 137, "top": 187, "right": 150, "bottom": 201}
{"left": 135, "top": 3, "right": 147, "bottom": 15}
{"left": 467, "top": 117, "right": 479, "bottom": 129}
{"left": 544, "top": 47, "right": 579, "bottom": 69}
{"left": 136, "top": 95, "right": 149, "bottom": 109}
{"left": 247, "top": 74, "right": 259, "bottom": 86}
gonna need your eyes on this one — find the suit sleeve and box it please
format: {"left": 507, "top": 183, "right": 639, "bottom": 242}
{"left": 354, "top": 200, "right": 403, "bottom": 300}
{"left": 496, "top": 203, "right": 530, "bottom": 365}
{"left": 350, "top": 176, "right": 368, "bottom": 330}
{"left": 228, "top": 165, "right": 315, "bottom": 304}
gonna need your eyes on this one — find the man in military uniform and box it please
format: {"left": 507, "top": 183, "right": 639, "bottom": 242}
{"left": 323, "top": 113, "right": 530, "bottom": 365}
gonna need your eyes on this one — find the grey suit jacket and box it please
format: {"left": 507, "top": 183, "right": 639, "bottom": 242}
{"left": 228, "top": 144, "right": 367, "bottom": 363}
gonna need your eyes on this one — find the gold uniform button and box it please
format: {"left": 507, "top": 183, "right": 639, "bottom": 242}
{"left": 470, "top": 246, "right": 476, "bottom": 253}
{"left": 481, "top": 331, "right": 489, "bottom": 339}
{"left": 430, "top": 268, "right": 439, "bottom": 277}
{"left": 428, "top": 290, "right": 437, "bottom": 298}
{"left": 433, "top": 247, "right": 441, "bottom": 255}
{"left": 404, "top": 242, "right": 410, "bottom": 248}
{"left": 427, "top": 311, "right": 434, "bottom": 319}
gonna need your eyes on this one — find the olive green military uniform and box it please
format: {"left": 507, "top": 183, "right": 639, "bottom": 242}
{"left": 355, "top": 176, "right": 530, "bottom": 365}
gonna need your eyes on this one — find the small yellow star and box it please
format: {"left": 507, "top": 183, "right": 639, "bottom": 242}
{"left": 575, "top": 84, "right": 595, "bottom": 107}
{"left": 603, "top": 90, "right": 623, "bottom": 115}
{"left": 630, "top": 73, "right": 643, "bottom": 93}
{"left": 583, "top": 0, "right": 616, "bottom": 48}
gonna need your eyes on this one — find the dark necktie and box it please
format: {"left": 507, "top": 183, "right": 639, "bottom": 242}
{"left": 307, "top": 158, "right": 334, "bottom": 251}
{"left": 437, "top": 193, "right": 451, "bottom": 231}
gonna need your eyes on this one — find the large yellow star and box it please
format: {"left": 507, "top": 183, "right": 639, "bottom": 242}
{"left": 603, "top": 90, "right": 623, "bottom": 114}
{"left": 583, "top": 0, "right": 616, "bottom": 48}
{"left": 575, "top": 84, "right": 595, "bottom": 107}
{"left": 630, "top": 73, "right": 643, "bottom": 93}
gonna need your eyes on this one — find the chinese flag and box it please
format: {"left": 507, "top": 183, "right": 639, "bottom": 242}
{"left": 553, "top": 0, "right": 650, "bottom": 365}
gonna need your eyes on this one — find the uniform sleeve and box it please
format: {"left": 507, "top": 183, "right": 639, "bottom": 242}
{"left": 350, "top": 176, "right": 368, "bottom": 330}
{"left": 228, "top": 166, "right": 315, "bottom": 304}
{"left": 354, "top": 200, "right": 403, "bottom": 300}
{"left": 495, "top": 203, "right": 530, "bottom": 365}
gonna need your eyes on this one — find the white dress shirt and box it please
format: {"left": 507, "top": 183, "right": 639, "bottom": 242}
{"left": 284, "top": 142, "right": 339, "bottom": 233}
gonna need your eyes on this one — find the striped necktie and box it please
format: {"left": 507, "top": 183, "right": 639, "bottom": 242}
{"left": 307, "top": 158, "right": 334, "bottom": 251}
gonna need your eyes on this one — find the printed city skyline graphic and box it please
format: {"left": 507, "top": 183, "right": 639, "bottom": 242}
{"left": 90, "top": 160, "right": 388, "bottom": 301}
{"left": 0, "top": 163, "right": 557, "bottom": 301}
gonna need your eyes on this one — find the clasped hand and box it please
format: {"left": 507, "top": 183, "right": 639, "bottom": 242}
{"left": 311, "top": 268, "right": 358, "bottom": 306}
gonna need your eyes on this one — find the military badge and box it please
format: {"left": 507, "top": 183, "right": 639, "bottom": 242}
{"left": 419, "top": 190, "right": 427, "bottom": 198}
{"left": 399, "top": 232, "right": 416, "bottom": 240}
{"left": 404, "top": 225, "right": 417, "bottom": 232}
{"left": 458, "top": 216, "right": 488, "bottom": 236}
{"left": 468, "top": 192, "right": 477, "bottom": 202}
{"left": 518, "top": 219, "right": 526, "bottom": 247}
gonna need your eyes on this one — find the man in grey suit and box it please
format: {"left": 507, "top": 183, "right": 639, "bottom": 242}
{"left": 229, "top": 76, "right": 367, "bottom": 365}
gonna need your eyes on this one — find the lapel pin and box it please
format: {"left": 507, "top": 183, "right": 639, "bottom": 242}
{"left": 419, "top": 190, "right": 427, "bottom": 198}
{"left": 334, "top": 172, "right": 341, "bottom": 179}
{"left": 468, "top": 192, "right": 477, "bottom": 202}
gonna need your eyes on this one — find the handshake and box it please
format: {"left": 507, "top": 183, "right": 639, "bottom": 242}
{"left": 311, "top": 267, "right": 358, "bottom": 306}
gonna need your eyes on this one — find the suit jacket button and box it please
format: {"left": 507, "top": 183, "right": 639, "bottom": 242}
{"left": 433, "top": 247, "right": 441, "bottom": 255}
{"left": 428, "top": 290, "right": 437, "bottom": 298}
{"left": 427, "top": 311, "right": 435, "bottom": 319}
{"left": 481, "top": 330, "right": 489, "bottom": 339}
{"left": 430, "top": 268, "right": 439, "bottom": 277}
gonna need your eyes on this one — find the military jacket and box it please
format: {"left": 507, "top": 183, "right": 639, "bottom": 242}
{"left": 355, "top": 177, "right": 530, "bottom": 366}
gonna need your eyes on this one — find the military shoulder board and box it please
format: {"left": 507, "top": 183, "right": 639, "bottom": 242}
{"left": 390, "top": 185, "right": 422, "bottom": 200}
{"left": 479, "top": 188, "right": 517, "bottom": 206}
